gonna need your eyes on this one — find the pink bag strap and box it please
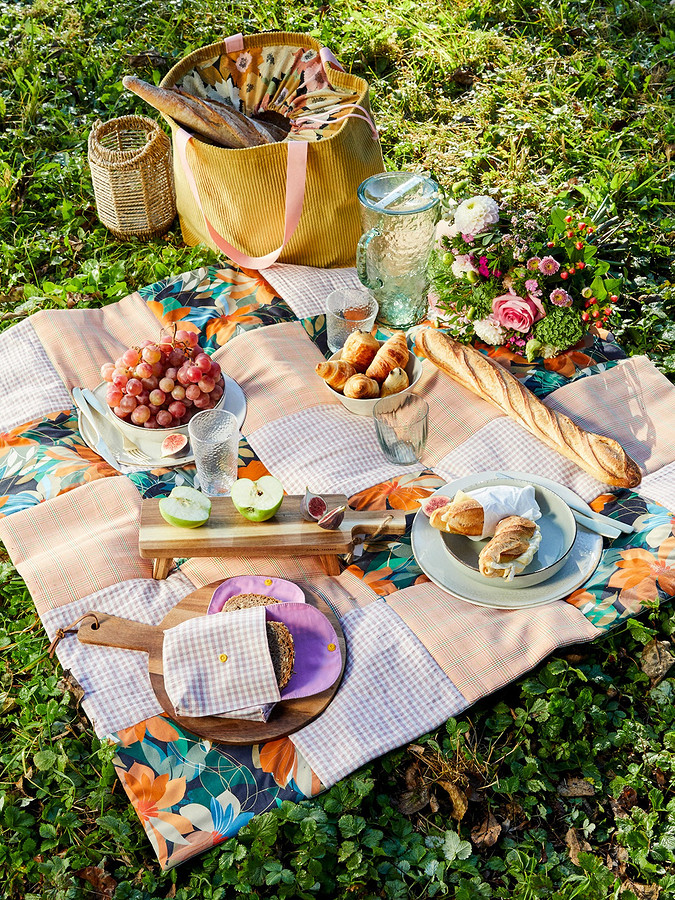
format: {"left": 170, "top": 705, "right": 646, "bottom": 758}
{"left": 319, "top": 46, "right": 345, "bottom": 72}
{"left": 175, "top": 128, "right": 308, "bottom": 270}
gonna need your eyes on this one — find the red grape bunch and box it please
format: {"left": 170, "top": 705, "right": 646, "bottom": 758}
{"left": 100, "top": 330, "right": 225, "bottom": 429}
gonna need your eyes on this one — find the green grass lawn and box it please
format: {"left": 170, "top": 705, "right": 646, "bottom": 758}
{"left": 1, "top": 0, "right": 675, "bottom": 897}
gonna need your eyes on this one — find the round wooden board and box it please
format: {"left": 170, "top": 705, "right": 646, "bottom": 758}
{"left": 150, "top": 580, "right": 347, "bottom": 745}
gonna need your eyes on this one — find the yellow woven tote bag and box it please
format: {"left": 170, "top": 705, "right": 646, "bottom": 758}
{"left": 161, "top": 32, "right": 384, "bottom": 269}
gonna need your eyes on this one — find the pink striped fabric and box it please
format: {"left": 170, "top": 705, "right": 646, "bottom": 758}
{"left": 386, "top": 581, "right": 601, "bottom": 704}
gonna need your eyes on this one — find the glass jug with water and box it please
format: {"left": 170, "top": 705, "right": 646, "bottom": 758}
{"left": 356, "top": 172, "right": 440, "bottom": 329}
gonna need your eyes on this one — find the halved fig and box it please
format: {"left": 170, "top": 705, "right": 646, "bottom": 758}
{"left": 419, "top": 495, "right": 452, "bottom": 517}
{"left": 161, "top": 433, "right": 189, "bottom": 457}
{"left": 300, "top": 487, "right": 328, "bottom": 522}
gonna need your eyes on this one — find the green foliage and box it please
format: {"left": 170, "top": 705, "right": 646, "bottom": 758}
{"left": 1, "top": 0, "right": 674, "bottom": 896}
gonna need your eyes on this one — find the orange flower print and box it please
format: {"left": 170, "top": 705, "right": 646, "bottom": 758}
{"left": 146, "top": 301, "right": 200, "bottom": 334}
{"left": 205, "top": 302, "right": 261, "bottom": 346}
{"left": 257, "top": 737, "right": 297, "bottom": 788}
{"left": 237, "top": 459, "right": 271, "bottom": 481}
{"left": 345, "top": 564, "right": 397, "bottom": 596}
{"left": 117, "top": 762, "right": 191, "bottom": 867}
{"left": 543, "top": 350, "right": 593, "bottom": 378}
{"left": 608, "top": 548, "right": 675, "bottom": 612}
{"left": 215, "top": 267, "right": 278, "bottom": 306}
{"left": 590, "top": 494, "right": 616, "bottom": 513}
{"left": 565, "top": 587, "right": 596, "bottom": 611}
{"left": 116, "top": 715, "right": 181, "bottom": 748}
{"left": 350, "top": 473, "right": 444, "bottom": 511}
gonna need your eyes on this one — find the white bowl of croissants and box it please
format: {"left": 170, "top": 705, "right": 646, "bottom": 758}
{"left": 315, "top": 330, "right": 423, "bottom": 416}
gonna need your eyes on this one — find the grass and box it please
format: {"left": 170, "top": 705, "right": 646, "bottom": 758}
{"left": 0, "top": 0, "right": 675, "bottom": 896}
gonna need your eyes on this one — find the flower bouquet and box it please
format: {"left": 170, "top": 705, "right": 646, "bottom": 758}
{"left": 433, "top": 195, "right": 622, "bottom": 362}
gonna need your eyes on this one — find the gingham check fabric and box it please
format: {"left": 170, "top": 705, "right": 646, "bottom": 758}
{"left": 41, "top": 572, "right": 195, "bottom": 737}
{"left": 0, "top": 320, "right": 73, "bottom": 431}
{"left": 290, "top": 599, "right": 468, "bottom": 787}
{"left": 386, "top": 580, "right": 601, "bottom": 705}
{"left": 162, "top": 607, "right": 281, "bottom": 719}
{"left": 639, "top": 461, "right": 675, "bottom": 512}
{"left": 0, "top": 476, "right": 152, "bottom": 614}
{"left": 264, "top": 264, "right": 362, "bottom": 319}
{"left": 544, "top": 355, "right": 675, "bottom": 476}
{"left": 431, "top": 417, "right": 608, "bottom": 503}
{"left": 31, "top": 292, "right": 162, "bottom": 391}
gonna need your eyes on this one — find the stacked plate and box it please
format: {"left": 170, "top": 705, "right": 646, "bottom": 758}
{"left": 411, "top": 471, "right": 603, "bottom": 610}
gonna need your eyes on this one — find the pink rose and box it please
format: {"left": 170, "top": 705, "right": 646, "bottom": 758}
{"left": 492, "top": 293, "right": 545, "bottom": 333}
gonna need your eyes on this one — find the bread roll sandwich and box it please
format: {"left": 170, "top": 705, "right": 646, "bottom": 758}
{"left": 478, "top": 516, "right": 542, "bottom": 580}
{"left": 429, "top": 492, "right": 484, "bottom": 535}
{"left": 416, "top": 328, "right": 641, "bottom": 489}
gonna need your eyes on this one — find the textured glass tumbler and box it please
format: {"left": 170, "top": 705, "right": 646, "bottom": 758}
{"left": 325, "top": 289, "right": 378, "bottom": 354}
{"left": 357, "top": 172, "right": 440, "bottom": 329}
{"left": 188, "top": 409, "right": 239, "bottom": 497}
{"left": 373, "top": 394, "right": 429, "bottom": 465}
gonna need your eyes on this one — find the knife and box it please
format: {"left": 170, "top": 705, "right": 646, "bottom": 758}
{"left": 571, "top": 509, "right": 622, "bottom": 540}
{"left": 72, "top": 388, "right": 122, "bottom": 472}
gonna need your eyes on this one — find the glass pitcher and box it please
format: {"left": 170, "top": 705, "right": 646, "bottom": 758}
{"left": 356, "top": 172, "right": 440, "bottom": 329}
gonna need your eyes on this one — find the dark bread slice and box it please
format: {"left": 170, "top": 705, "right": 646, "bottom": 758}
{"left": 265, "top": 622, "right": 294, "bottom": 689}
{"left": 225, "top": 592, "right": 280, "bottom": 611}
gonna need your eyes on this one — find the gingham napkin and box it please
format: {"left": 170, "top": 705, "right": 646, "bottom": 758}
{"left": 162, "top": 607, "right": 281, "bottom": 720}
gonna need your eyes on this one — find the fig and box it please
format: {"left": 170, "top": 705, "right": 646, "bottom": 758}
{"left": 317, "top": 505, "right": 346, "bottom": 530}
{"left": 420, "top": 495, "right": 452, "bottom": 517}
{"left": 300, "top": 487, "right": 328, "bottom": 522}
{"left": 160, "top": 433, "right": 189, "bottom": 458}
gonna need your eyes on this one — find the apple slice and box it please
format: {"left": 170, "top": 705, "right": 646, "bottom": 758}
{"left": 231, "top": 476, "right": 284, "bottom": 522}
{"left": 159, "top": 486, "right": 212, "bottom": 528}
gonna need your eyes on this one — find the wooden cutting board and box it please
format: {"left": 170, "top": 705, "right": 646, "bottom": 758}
{"left": 77, "top": 580, "right": 346, "bottom": 744}
{"left": 139, "top": 494, "right": 408, "bottom": 578}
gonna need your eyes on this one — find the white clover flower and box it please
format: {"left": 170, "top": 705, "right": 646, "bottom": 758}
{"left": 453, "top": 196, "right": 500, "bottom": 236}
{"left": 451, "top": 254, "right": 477, "bottom": 278}
{"left": 473, "top": 316, "right": 506, "bottom": 345}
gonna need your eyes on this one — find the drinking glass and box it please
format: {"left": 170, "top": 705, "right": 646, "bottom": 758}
{"left": 356, "top": 172, "right": 440, "bottom": 329}
{"left": 373, "top": 394, "right": 429, "bottom": 465}
{"left": 188, "top": 409, "right": 240, "bottom": 496}
{"left": 325, "top": 288, "right": 378, "bottom": 354}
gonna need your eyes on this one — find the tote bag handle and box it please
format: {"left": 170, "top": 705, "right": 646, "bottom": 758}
{"left": 175, "top": 128, "right": 308, "bottom": 270}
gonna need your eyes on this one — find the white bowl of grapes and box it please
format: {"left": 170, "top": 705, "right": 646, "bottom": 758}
{"left": 99, "top": 329, "right": 226, "bottom": 456}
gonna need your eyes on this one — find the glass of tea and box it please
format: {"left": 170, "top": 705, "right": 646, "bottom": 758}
{"left": 325, "top": 289, "right": 378, "bottom": 354}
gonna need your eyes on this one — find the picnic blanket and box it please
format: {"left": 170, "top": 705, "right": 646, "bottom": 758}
{"left": 1, "top": 262, "right": 674, "bottom": 869}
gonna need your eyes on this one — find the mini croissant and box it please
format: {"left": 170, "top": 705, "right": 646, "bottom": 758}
{"left": 366, "top": 332, "right": 409, "bottom": 383}
{"left": 316, "top": 359, "right": 357, "bottom": 392}
{"left": 343, "top": 373, "right": 380, "bottom": 399}
{"left": 380, "top": 366, "right": 409, "bottom": 397}
{"left": 341, "top": 330, "right": 380, "bottom": 373}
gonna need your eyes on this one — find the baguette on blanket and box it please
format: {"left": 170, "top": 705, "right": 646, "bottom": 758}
{"left": 416, "top": 328, "right": 642, "bottom": 489}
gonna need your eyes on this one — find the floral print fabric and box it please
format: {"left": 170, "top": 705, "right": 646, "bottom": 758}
{"left": 1, "top": 263, "right": 673, "bottom": 869}
{"left": 179, "top": 44, "right": 364, "bottom": 143}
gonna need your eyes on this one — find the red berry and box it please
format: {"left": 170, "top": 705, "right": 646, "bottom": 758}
{"left": 565, "top": 215, "right": 573, "bottom": 224}
{"left": 578, "top": 222, "right": 586, "bottom": 231}
{"left": 547, "top": 241, "right": 555, "bottom": 248}
{"left": 568, "top": 268, "right": 576, "bottom": 276}
{"left": 592, "top": 310, "right": 601, "bottom": 319}
{"left": 560, "top": 271, "right": 569, "bottom": 280}
{"left": 576, "top": 261, "right": 585, "bottom": 269}
{"left": 604, "top": 306, "right": 611, "bottom": 315}
{"left": 587, "top": 226, "right": 595, "bottom": 234}
{"left": 575, "top": 241, "right": 584, "bottom": 250}
{"left": 610, "top": 294, "right": 618, "bottom": 302}
{"left": 581, "top": 312, "right": 590, "bottom": 322}
{"left": 566, "top": 230, "right": 574, "bottom": 239}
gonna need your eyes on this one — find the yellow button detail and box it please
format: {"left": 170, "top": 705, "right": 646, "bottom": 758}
{"left": 219, "top": 653, "right": 228, "bottom": 662}
{"left": 327, "top": 643, "right": 336, "bottom": 652}
{"left": 264, "top": 579, "right": 273, "bottom": 586}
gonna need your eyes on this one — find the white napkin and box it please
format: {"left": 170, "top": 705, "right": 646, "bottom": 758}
{"left": 458, "top": 485, "right": 541, "bottom": 540}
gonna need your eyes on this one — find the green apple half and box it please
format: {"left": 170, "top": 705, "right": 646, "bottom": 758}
{"left": 159, "top": 486, "right": 212, "bottom": 528}
{"left": 230, "top": 476, "right": 284, "bottom": 522}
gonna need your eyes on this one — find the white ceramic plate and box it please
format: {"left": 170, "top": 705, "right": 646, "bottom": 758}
{"left": 411, "top": 470, "right": 603, "bottom": 609}
{"left": 77, "top": 375, "right": 247, "bottom": 468}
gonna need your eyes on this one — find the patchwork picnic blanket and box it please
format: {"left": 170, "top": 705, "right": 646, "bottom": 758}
{"left": 1, "top": 262, "right": 674, "bottom": 869}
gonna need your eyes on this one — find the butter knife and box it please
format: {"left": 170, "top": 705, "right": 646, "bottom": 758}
{"left": 72, "top": 388, "right": 122, "bottom": 472}
{"left": 571, "top": 509, "right": 622, "bottom": 540}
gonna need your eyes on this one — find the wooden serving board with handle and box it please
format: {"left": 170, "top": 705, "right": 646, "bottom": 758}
{"left": 77, "top": 580, "right": 346, "bottom": 745}
{"left": 139, "top": 494, "right": 408, "bottom": 579}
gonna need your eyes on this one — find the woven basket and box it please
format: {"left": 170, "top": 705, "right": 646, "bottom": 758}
{"left": 88, "top": 116, "right": 176, "bottom": 239}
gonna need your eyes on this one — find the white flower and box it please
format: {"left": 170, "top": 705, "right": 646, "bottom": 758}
{"left": 453, "top": 195, "right": 500, "bottom": 236}
{"left": 451, "top": 254, "right": 477, "bottom": 278}
{"left": 434, "top": 219, "right": 459, "bottom": 249}
{"left": 473, "top": 316, "right": 506, "bottom": 345}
